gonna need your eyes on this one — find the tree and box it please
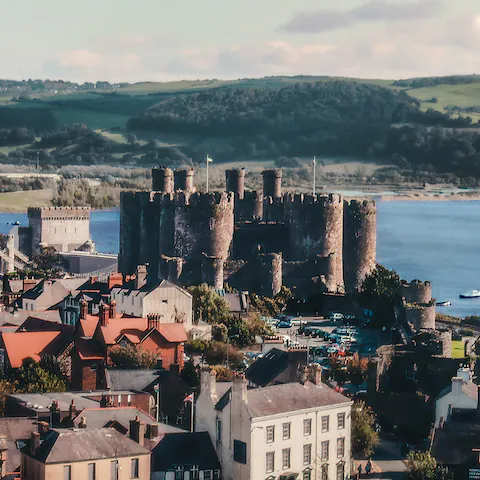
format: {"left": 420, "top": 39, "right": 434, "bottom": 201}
{"left": 405, "top": 452, "right": 437, "bottom": 480}
{"left": 362, "top": 264, "right": 401, "bottom": 300}
{"left": 180, "top": 361, "right": 199, "bottom": 388}
{"left": 212, "top": 323, "right": 228, "bottom": 342}
{"left": 351, "top": 401, "right": 379, "bottom": 457}
{"left": 347, "top": 352, "right": 369, "bottom": 386}
{"left": 13, "top": 358, "right": 67, "bottom": 393}
{"left": 27, "top": 246, "right": 68, "bottom": 278}
{"left": 188, "top": 284, "right": 231, "bottom": 324}
{"left": 108, "top": 345, "right": 157, "bottom": 369}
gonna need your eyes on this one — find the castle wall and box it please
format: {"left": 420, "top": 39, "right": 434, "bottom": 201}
{"left": 284, "top": 193, "right": 344, "bottom": 292}
{"left": 119, "top": 192, "right": 141, "bottom": 274}
{"left": 28, "top": 207, "right": 90, "bottom": 255}
{"left": 405, "top": 304, "right": 436, "bottom": 331}
{"left": 258, "top": 253, "right": 282, "bottom": 297}
{"left": 225, "top": 169, "right": 245, "bottom": 200}
{"left": 343, "top": 200, "right": 377, "bottom": 292}
{"left": 201, "top": 255, "right": 224, "bottom": 289}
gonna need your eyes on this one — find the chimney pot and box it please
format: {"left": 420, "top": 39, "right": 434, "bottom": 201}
{"left": 100, "top": 303, "right": 110, "bottom": 327}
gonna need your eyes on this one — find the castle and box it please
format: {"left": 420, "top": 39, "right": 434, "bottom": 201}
{"left": 119, "top": 168, "right": 377, "bottom": 297}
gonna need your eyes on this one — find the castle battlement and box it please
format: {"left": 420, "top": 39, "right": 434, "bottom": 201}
{"left": 344, "top": 199, "right": 377, "bottom": 215}
{"left": 283, "top": 192, "right": 343, "bottom": 205}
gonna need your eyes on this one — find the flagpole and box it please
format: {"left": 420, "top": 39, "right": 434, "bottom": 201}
{"left": 206, "top": 154, "right": 209, "bottom": 193}
{"left": 313, "top": 156, "right": 316, "bottom": 195}
{"left": 190, "top": 396, "right": 195, "bottom": 433}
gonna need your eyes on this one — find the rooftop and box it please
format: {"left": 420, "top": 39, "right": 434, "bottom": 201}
{"left": 24, "top": 428, "right": 150, "bottom": 464}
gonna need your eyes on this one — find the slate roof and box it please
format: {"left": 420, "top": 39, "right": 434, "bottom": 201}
{"left": 72, "top": 407, "right": 159, "bottom": 431}
{"left": 0, "top": 417, "right": 37, "bottom": 473}
{"left": 0, "top": 310, "right": 61, "bottom": 327}
{"left": 437, "top": 381, "right": 479, "bottom": 402}
{"left": 8, "top": 392, "right": 100, "bottom": 413}
{"left": 111, "top": 279, "right": 191, "bottom": 297}
{"left": 215, "top": 381, "right": 351, "bottom": 417}
{"left": 432, "top": 409, "right": 480, "bottom": 465}
{"left": 222, "top": 292, "right": 249, "bottom": 313}
{"left": 245, "top": 348, "right": 289, "bottom": 387}
{"left": 106, "top": 369, "right": 162, "bottom": 392}
{"left": 24, "top": 428, "right": 150, "bottom": 464}
{"left": 152, "top": 432, "right": 220, "bottom": 472}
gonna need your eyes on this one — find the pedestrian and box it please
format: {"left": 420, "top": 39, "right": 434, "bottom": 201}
{"left": 365, "top": 459, "right": 372, "bottom": 475}
{"left": 357, "top": 463, "right": 363, "bottom": 478}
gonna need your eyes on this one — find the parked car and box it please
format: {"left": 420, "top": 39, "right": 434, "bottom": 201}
{"left": 277, "top": 320, "right": 292, "bottom": 329}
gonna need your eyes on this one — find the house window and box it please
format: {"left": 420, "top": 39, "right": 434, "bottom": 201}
{"left": 88, "top": 463, "right": 96, "bottom": 480}
{"left": 266, "top": 425, "right": 275, "bottom": 443}
{"left": 64, "top": 465, "right": 72, "bottom": 480}
{"left": 336, "top": 462, "right": 345, "bottom": 480}
{"left": 321, "top": 464, "right": 329, "bottom": 480}
{"left": 266, "top": 452, "right": 275, "bottom": 473}
{"left": 337, "top": 438, "right": 345, "bottom": 458}
{"left": 204, "top": 471, "right": 212, "bottom": 480}
{"left": 337, "top": 413, "right": 345, "bottom": 430}
{"left": 234, "top": 440, "right": 247, "bottom": 464}
{"left": 131, "top": 458, "right": 140, "bottom": 478}
{"left": 216, "top": 418, "right": 222, "bottom": 443}
{"left": 322, "top": 415, "right": 330, "bottom": 432}
{"left": 282, "top": 448, "right": 291, "bottom": 469}
{"left": 111, "top": 460, "right": 119, "bottom": 480}
{"left": 303, "top": 418, "right": 312, "bottom": 436}
{"left": 303, "top": 444, "right": 312, "bottom": 465}
{"left": 118, "top": 395, "right": 122, "bottom": 406}
{"left": 128, "top": 394, "right": 132, "bottom": 406}
{"left": 321, "top": 441, "right": 329, "bottom": 461}
{"left": 303, "top": 471, "right": 312, "bottom": 480}
{"left": 282, "top": 422, "right": 291, "bottom": 440}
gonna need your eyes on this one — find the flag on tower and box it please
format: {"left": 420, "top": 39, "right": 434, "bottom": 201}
{"left": 207, "top": 155, "right": 213, "bottom": 163}
{"left": 184, "top": 393, "right": 194, "bottom": 403}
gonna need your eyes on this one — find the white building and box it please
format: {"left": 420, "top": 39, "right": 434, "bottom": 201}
{"left": 110, "top": 278, "right": 193, "bottom": 331}
{"left": 196, "top": 367, "right": 353, "bottom": 480}
{"left": 435, "top": 367, "right": 478, "bottom": 427}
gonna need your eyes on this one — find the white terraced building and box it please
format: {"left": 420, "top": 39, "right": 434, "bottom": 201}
{"left": 196, "top": 367, "right": 353, "bottom": 480}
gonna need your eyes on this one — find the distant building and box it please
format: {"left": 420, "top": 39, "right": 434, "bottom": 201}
{"left": 110, "top": 271, "right": 193, "bottom": 331}
{"left": 435, "top": 367, "right": 478, "bottom": 427}
{"left": 21, "top": 428, "right": 151, "bottom": 480}
{"left": 196, "top": 369, "right": 352, "bottom": 480}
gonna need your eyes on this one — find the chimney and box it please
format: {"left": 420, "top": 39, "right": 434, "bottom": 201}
{"left": 79, "top": 299, "right": 88, "bottom": 320}
{"left": 150, "top": 423, "right": 159, "bottom": 438}
{"left": 109, "top": 300, "right": 117, "bottom": 319}
{"left": 135, "top": 265, "right": 148, "bottom": 290}
{"left": 201, "top": 369, "right": 217, "bottom": 402}
{"left": 78, "top": 416, "right": 87, "bottom": 429}
{"left": 232, "top": 373, "right": 248, "bottom": 404}
{"left": 30, "top": 432, "right": 40, "bottom": 455}
{"left": 308, "top": 363, "right": 322, "bottom": 385}
{"left": 148, "top": 313, "right": 160, "bottom": 331}
{"left": 99, "top": 303, "right": 110, "bottom": 327}
{"left": 452, "top": 377, "right": 463, "bottom": 396}
{"left": 108, "top": 273, "right": 123, "bottom": 289}
{"left": 37, "top": 421, "right": 49, "bottom": 435}
{"left": 69, "top": 400, "right": 77, "bottom": 420}
{"left": 170, "top": 363, "right": 180, "bottom": 377}
{"left": 129, "top": 416, "right": 145, "bottom": 444}
{"left": 50, "top": 400, "right": 60, "bottom": 427}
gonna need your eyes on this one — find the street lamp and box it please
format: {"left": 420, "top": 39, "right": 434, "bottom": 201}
{"left": 206, "top": 154, "right": 213, "bottom": 193}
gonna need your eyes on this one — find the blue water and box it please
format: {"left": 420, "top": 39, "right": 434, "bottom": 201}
{"left": 1, "top": 201, "right": 479, "bottom": 317}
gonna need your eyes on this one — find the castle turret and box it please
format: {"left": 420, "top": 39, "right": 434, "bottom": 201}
{"left": 258, "top": 252, "right": 282, "bottom": 297}
{"left": 343, "top": 200, "right": 377, "bottom": 292}
{"left": 152, "top": 167, "right": 174, "bottom": 193}
{"left": 174, "top": 168, "right": 195, "bottom": 192}
{"left": 401, "top": 279, "right": 432, "bottom": 305}
{"left": 202, "top": 254, "right": 224, "bottom": 289}
{"left": 262, "top": 169, "right": 282, "bottom": 199}
{"left": 226, "top": 168, "right": 245, "bottom": 200}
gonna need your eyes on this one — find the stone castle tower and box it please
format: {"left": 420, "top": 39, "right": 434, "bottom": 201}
{"left": 119, "top": 167, "right": 377, "bottom": 296}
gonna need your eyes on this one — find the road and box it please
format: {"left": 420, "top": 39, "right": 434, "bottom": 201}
{"left": 356, "top": 439, "right": 406, "bottom": 480}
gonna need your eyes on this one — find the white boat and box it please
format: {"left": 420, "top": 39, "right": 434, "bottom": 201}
{"left": 459, "top": 290, "right": 480, "bottom": 299}
{"left": 436, "top": 301, "right": 451, "bottom": 307}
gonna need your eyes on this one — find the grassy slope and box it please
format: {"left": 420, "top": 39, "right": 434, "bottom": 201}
{"left": 451, "top": 340, "right": 466, "bottom": 359}
{"left": 0, "top": 188, "right": 54, "bottom": 212}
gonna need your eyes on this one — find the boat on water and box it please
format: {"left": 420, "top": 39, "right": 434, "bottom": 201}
{"left": 436, "top": 301, "right": 451, "bottom": 307}
{"left": 459, "top": 290, "right": 480, "bottom": 299}
{"left": 12, "top": 221, "right": 20, "bottom": 226}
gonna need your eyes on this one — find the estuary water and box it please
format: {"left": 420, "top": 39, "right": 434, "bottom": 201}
{"left": 0, "top": 201, "right": 479, "bottom": 317}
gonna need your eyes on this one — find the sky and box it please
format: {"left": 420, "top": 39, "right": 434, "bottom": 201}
{"left": 1, "top": 0, "right": 479, "bottom": 83}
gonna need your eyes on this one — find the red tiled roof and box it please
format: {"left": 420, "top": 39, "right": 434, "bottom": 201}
{"left": 75, "top": 338, "right": 104, "bottom": 361}
{"left": 157, "top": 324, "right": 188, "bottom": 343}
{"left": 1, "top": 331, "right": 61, "bottom": 368}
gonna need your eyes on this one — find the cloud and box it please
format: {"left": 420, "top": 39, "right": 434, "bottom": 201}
{"left": 57, "top": 50, "right": 104, "bottom": 69}
{"left": 279, "top": 0, "right": 443, "bottom": 34}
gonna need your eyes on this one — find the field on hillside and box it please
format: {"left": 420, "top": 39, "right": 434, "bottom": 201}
{"left": 0, "top": 188, "right": 54, "bottom": 212}
{"left": 408, "top": 83, "right": 480, "bottom": 123}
